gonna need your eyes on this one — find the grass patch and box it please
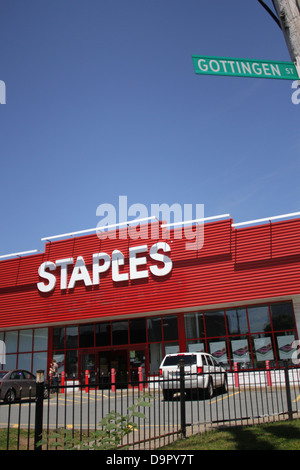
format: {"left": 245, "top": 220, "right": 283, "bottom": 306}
{"left": 0, "top": 428, "right": 34, "bottom": 450}
{"left": 0, "top": 427, "right": 88, "bottom": 450}
{"left": 2, "top": 418, "right": 300, "bottom": 450}
{"left": 161, "top": 419, "right": 300, "bottom": 451}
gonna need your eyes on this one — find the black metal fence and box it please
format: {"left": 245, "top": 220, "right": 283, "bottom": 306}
{"left": 1, "top": 363, "right": 300, "bottom": 450}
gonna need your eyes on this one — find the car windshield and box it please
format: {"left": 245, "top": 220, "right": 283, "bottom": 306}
{"left": 163, "top": 355, "right": 197, "bottom": 366}
{"left": 0, "top": 372, "right": 8, "bottom": 379}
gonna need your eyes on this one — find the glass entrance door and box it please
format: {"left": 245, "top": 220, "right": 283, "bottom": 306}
{"left": 98, "top": 351, "right": 110, "bottom": 388}
{"left": 80, "top": 346, "right": 148, "bottom": 388}
{"left": 81, "top": 352, "right": 97, "bottom": 386}
{"left": 98, "top": 350, "right": 128, "bottom": 388}
{"left": 129, "top": 348, "right": 146, "bottom": 385}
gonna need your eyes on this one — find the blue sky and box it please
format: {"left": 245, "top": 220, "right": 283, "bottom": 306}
{"left": 0, "top": 0, "right": 299, "bottom": 256}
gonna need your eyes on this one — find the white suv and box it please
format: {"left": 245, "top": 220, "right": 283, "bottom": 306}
{"left": 159, "top": 352, "right": 227, "bottom": 400}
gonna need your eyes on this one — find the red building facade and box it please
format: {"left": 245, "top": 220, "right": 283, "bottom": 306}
{"left": 0, "top": 216, "right": 299, "bottom": 383}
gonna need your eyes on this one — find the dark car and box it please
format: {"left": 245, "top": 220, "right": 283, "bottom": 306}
{"left": 0, "top": 369, "right": 49, "bottom": 402}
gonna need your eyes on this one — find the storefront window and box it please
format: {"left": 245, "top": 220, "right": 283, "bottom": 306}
{"left": 275, "top": 332, "right": 297, "bottom": 363}
{"left": 9, "top": 300, "right": 293, "bottom": 379}
{"left": 205, "top": 310, "right": 226, "bottom": 337}
{"left": 5, "top": 331, "right": 18, "bottom": 354}
{"left": 19, "top": 330, "right": 33, "bottom": 352}
{"left": 66, "top": 327, "right": 78, "bottom": 349}
{"left": 34, "top": 328, "right": 48, "bottom": 351}
{"left": 79, "top": 324, "right": 95, "bottom": 348}
{"left": 164, "top": 342, "right": 179, "bottom": 355}
{"left": 184, "top": 302, "right": 297, "bottom": 369}
{"left": 147, "top": 317, "right": 162, "bottom": 342}
{"left": 185, "top": 312, "right": 205, "bottom": 339}
{"left": 148, "top": 343, "right": 163, "bottom": 374}
{"left": 270, "top": 303, "right": 295, "bottom": 330}
{"left": 129, "top": 318, "right": 146, "bottom": 344}
{"left": 163, "top": 316, "right": 178, "bottom": 341}
{"left": 226, "top": 308, "right": 248, "bottom": 335}
{"left": 0, "top": 328, "right": 48, "bottom": 373}
{"left": 18, "top": 353, "right": 32, "bottom": 370}
{"left": 5, "top": 354, "right": 16, "bottom": 369}
{"left": 33, "top": 351, "right": 47, "bottom": 374}
{"left": 229, "top": 336, "right": 250, "bottom": 366}
{"left": 187, "top": 340, "right": 205, "bottom": 353}
{"left": 96, "top": 322, "right": 111, "bottom": 347}
{"left": 207, "top": 338, "right": 228, "bottom": 365}
{"left": 112, "top": 321, "right": 128, "bottom": 345}
{"left": 53, "top": 327, "right": 65, "bottom": 349}
{"left": 248, "top": 305, "right": 271, "bottom": 333}
{"left": 252, "top": 334, "right": 274, "bottom": 366}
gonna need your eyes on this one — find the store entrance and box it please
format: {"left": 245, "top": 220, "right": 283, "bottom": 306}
{"left": 99, "top": 350, "right": 127, "bottom": 386}
{"left": 80, "top": 346, "right": 147, "bottom": 388}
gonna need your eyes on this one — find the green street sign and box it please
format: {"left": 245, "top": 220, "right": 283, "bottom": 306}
{"left": 192, "top": 55, "right": 299, "bottom": 80}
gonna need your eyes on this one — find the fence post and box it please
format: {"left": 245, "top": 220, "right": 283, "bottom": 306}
{"left": 179, "top": 359, "right": 186, "bottom": 439}
{"left": 111, "top": 368, "right": 116, "bottom": 392}
{"left": 284, "top": 361, "right": 293, "bottom": 421}
{"left": 138, "top": 367, "right": 143, "bottom": 392}
{"left": 34, "top": 370, "right": 45, "bottom": 451}
{"left": 266, "top": 360, "right": 272, "bottom": 386}
{"left": 234, "top": 362, "right": 239, "bottom": 388}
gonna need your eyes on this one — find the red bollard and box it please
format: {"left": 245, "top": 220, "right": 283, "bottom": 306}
{"left": 85, "top": 370, "right": 89, "bottom": 393}
{"left": 111, "top": 368, "right": 116, "bottom": 392}
{"left": 138, "top": 367, "right": 143, "bottom": 392}
{"left": 61, "top": 371, "right": 65, "bottom": 394}
{"left": 234, "top": 362, "right": 239, "bottom": 388}
{"left": 266, "top": 360, "right": 272, "bottom": 386}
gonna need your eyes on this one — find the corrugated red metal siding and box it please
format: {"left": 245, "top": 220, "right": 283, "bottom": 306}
{"left": 1, "top": 218, "right": 300, "bottom": 329}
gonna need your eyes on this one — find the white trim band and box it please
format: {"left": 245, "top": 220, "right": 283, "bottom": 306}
{"left": 232, "top": 211, "right": 300, "bottom": 228}
{"left": 161, "top": 214, "right": 230, "bottom": 228}
{"left": 0, "top": 250, "right": 39, "bottom": 260}
{"left": 41, "top": 216, "right": 158, "bottom": 241}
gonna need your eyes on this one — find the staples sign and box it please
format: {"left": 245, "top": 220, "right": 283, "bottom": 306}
{"left": 37, "top": 242, "right": 172, "bottom": 293}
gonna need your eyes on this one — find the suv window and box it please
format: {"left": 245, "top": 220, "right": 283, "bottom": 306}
{"left": 163, "top": 355, "right": 197, "bottom": 366}
{"left": 212, "top": 357, "right": 219, "bottom": 367}
{"left": 201, "top": 355, "right": 208, "bottom": 366}
{"left": 206, "top": 356, "right": 214, "bottom": 366}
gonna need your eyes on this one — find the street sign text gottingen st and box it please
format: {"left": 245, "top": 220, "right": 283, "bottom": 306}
{"left": 192, "top": 55, "right": 299, "bottom": 80}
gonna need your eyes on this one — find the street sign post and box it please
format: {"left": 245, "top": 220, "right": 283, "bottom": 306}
{"left": 192, "top": 55, "right": 299, "bottom": 80}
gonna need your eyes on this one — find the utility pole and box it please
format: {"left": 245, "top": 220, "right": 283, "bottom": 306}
{"left": 272, "top": 0, "right": 300, "bottom": 78}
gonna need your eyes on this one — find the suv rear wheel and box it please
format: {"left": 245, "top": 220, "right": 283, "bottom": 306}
{"left": 222, "top": 375, "right": 228, "bottom": 394}
{"left": 205, "top": 378, "right": 214, "bottom": 399}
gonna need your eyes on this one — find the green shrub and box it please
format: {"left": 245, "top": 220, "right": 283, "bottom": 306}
{"left": 43, "top": 393, "right": 152, "bottom": 450}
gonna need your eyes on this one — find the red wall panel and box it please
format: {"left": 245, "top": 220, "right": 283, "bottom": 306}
{"left": 0, "top": 218, "right": 300, "bottom": 329}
